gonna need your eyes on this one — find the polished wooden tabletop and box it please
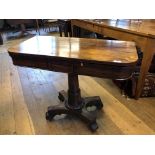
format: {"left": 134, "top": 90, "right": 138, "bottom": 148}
{"left": 83, "top": 19, "right": 155, "bottom": 37}
{"left": 8, "top": 36, "right": 137, "bottom": 66}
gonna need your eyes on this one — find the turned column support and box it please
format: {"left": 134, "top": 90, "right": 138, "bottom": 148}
{"left": 66, "top": 73, "right": 84, "bottom": 110}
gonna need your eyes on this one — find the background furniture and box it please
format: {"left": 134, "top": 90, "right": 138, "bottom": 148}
{"left": 71, "top": 19, "right": 155, "bottom": 99}
{"left": 42, "top": 19, "right": 58, "bottom": 32}
{"left": 8, "top": 36, "right": 137, "bottom": 131}
{"left": 5, "top": 19, "right": 40, "bottom": 36}
{"left": 58, "top": 19, "right": 72, "bottom": 37}
{"left": 0, "top": 19, "right": 40, "bottom": 44}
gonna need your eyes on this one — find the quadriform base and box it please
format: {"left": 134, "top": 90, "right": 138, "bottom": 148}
{"left": 46, "top": 73, "right": 103, "bottom": 131}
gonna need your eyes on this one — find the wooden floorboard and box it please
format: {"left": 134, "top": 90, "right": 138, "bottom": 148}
{"left": 0, "top": 34, "right": 155, "bottom": 134}
{"left": 9, "top": 59, "right": 34, "bottom": 134}
{"left": 0, "top": 52, "right": 15, "bottom": 134}
{"left": 94, "top": 78, "right": 155, "bottom": 132}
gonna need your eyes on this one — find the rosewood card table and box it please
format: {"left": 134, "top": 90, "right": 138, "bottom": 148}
{"left": 8, "top": 36, "right": 138, "bottom": 131}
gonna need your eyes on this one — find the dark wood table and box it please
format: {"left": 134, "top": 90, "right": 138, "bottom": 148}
{"left": 71, "top": 19, "right": 155, "bottom": 99}
{"left": 8, "top": 36, "right": 138, "bottom": 131}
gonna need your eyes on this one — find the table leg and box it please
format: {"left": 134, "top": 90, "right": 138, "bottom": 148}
{"left": 135, "top": 38, "right": 155, "bottom": 99}
{"left": 46, "top": 73, "right": 103, "bottom": 131}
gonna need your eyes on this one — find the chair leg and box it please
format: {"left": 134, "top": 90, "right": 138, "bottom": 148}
{"left": 0, "top": 34, "right": 3, "bottom": 45}
{"left": 59, "top": 25, "right": 63, "bottom": 37}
